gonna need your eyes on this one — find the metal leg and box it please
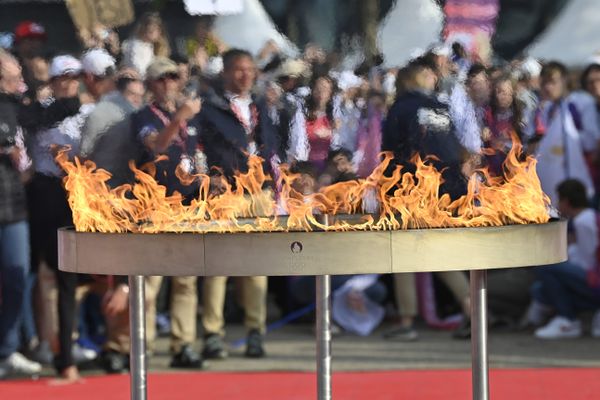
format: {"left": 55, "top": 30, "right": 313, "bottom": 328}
{"left": 128, "top": 275, "right": 147, "bottom": 400}
{"left": 470, "top": 270, "right": 489, "bottom": 400}
{"left": 316, "top": 274, "right": 332, "bottom": 400}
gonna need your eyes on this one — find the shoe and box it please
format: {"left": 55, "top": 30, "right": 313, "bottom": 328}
{"left": 592, "top": 311, "right": 600, "bottom": 338}
{"left": 452, "top": 318, "right": 471, "bottom": 339}
{"left": 383, "top": 325, "right": 419, "bottom": 341}
{"left": 519, "top": 301, "right": 553, "bottom": 329}
{"left": 202, "top": 334, "right": 228, "bottom": 360}
{"left": 156, "top": 313, "right": 171, "bottom": 337}
{"left": 245, "top": 329, "right": 265, "bottom": 359}
{"left": 29, "top": 341, "right": 54, "bottom": 365}
{"left": 170, "top": 344, "right": 204, "bottom": 368}
{"left": 100, "top": 350, "right": 128, "bottom": 374}
{"left": 535, "top": 316, "right": 582, "bottom": 339}
{"left": 0, "top": 352, "right": 42, "bottom": 379}
{"left": 72, "top": 343, "right": 98, "bottom": 364}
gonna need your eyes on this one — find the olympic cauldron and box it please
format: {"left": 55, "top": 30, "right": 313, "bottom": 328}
{"left": 57, "top": 150, "right": 567, "bottom": 400}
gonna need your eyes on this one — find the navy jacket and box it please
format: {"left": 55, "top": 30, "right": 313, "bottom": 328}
{"left": 194, "top": 88, "right": 279, "bottom": 179}
{"left": 382, "top": 90, "right": 468, "bottom": 199}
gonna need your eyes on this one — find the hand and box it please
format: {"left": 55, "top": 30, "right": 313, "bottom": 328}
{"left": 36, "top": 85, "right": 52, "bottom": 102}
{"left": 106, "top": 31, "right": 120, "bottom": 54}
{"left": 8, "top": 146, "right": 23, "bottom": 169}
{"left": 192, "top": 47, "right": 208, "bottom": 69}
{"left": 102, "top": 285, "right": 129, "bottom": 317}
{"left": 175, "top": 97, "right": 202, "bottom": 122}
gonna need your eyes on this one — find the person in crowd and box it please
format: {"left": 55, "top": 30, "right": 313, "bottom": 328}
{"left": 195, "top": 49, "right": 279, "bottom": 360}
{"left": 578, "top": 63, "right": 600, "bottom": 203}
{"left": 533, "top": 62, "right": 595, "bottom": 206}
{"left": 382, "top": 57, "right": 472, "bottom": 340}
{"left": 481, "top": 77, "right": 543, "bottom": 329}
{"left": 581, "top": 63, "right": 600, "bottom": 129}
{"left": 449, "top": 63, "right": 491, "bottom": 161}
{"left": 262, "top": 80, "right": 292, "bottom": 162}
{"left": 288, "top": 75, "right": 340, "bottom": 173}
{"left": 515, "top": 58, "right": 542, "bottom": 124}
{"left": 354, "top": 90, "right": 385, "bottom": 178}
{"left": 528, "top": 179, "right": 600, "bottom": 339}
{"left": 130, "top": 57, "right": 204, "bottom": 370}
{"left": 83, "top": 68, "right": 145, "bottom": 187}
{"left": 181, "top": 16, "right": 227, "bottom": 67}
{"left": 383, "top": 57, "right": 468, "bottom": 199}
{"left": 275, "top": 58, "right": 311, "bottom": 113}
{"left": 384, "top": 271, "right": 472, "bottom": 341}
{"left": 15, "top": 50, "right": 89, "bottom": 367}
{"left": 122, "top": 12, "right": 171, "bottom": 78}
{"left": 84, "top": 70, "right": 148, "bottom": 373}
{"left": 25, "top": 52, "right": 103, "bottom": 382}
{"left": 0, "top": 49, "right": 42, "bottom": 379}
{"left": 78, "top": 23, "right": 121, "bottom": 60}
{"left": 12, "top": 21, "right": 50, "bottom": 105}
{"left": 482, "top": 74, "right": 527, "bottom": 176}
{"left": 268, "top": 58, "right": 311, "bottom": 160}
{"left": 334, "top": 70, "right": 365, "bottom": 153}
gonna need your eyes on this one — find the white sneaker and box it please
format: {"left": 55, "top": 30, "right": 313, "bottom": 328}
{"left": 0, "top": 352, "right": 42, "bottom": 378}
{"left": 520, "top": 301, "right": 553, "bottom": 328}
{"left": 591, "top": 311, "right": 600, "bottom": 338}
{"left": 72, "top": 344, "right": 98, "bottom": 364}
{"left": 535, "top": 316, "right": 582, "bottom": 339}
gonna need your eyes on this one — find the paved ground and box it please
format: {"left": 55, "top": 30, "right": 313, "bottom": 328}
{"left": 52, "top": 321, "right": 600, "bottom": 378}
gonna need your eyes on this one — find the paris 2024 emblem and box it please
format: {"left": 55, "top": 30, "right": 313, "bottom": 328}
{"left": 290, "top": 241, "right": 303, "bottom": 254}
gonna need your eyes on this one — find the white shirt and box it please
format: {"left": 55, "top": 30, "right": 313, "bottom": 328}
{"left": 449, "top": 83, "right": 484, "bottom": 154}
{"left": 569, "top": 208, "right": 598, "bottom": 271}
{"left": 567, "top": 91, "right": 600, "bottom": 152}
{"left": 225, "top": 91, "right": 256, "bottom": 155}
{"left": 535, "top": 99, "right": 595, "bottom": 205}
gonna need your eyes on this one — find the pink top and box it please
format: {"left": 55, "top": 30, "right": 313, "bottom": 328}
{"left": 306, "top": 115, "right": 333, "bottom": 172}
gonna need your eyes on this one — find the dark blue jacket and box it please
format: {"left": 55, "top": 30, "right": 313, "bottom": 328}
{"left": 194, "top": 88, "right": 279, "bottom": 179}
{"left": 382, "top": 90, "right": 468, "bottom": 199}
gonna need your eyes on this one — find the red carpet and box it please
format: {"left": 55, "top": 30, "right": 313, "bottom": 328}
{"left": 0, "top": 369, "right": 598, "bottom": 399}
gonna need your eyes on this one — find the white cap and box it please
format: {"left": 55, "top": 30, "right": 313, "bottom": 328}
{"left": 49, "top": 55, "right": 82, "bottom": 79}
{"left": 81, "top": 48, "right": 116, "bottom": 77}
{"left": 521, "top": 57, "right": 542, "bottom": 78}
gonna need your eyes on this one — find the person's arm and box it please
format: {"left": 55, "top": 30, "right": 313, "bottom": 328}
{"left": 18, "top": 97, "right": 81, "bottom": 133}
{"left": 143, "top": 99, "right": 201, "bottom": 154}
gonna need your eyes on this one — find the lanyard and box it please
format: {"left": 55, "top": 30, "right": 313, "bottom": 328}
{"left": 148, "top": 103, "right": 189, "bottom": 152}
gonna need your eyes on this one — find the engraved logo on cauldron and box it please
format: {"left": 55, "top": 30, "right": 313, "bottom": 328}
{"left": 291, "top": 241, "right": 303, "bottom": 254}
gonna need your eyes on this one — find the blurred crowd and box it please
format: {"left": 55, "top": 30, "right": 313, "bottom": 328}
{"left": 2, "top": 13, "right": 600, "bottom": 381}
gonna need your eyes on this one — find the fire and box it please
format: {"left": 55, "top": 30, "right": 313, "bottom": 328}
{"left": 57, "top": 137, "right": 550, "bottom": 234}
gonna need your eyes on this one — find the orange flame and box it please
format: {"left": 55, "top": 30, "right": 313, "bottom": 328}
{"left": 57, "top": 137, "right": 550, "bottom": 233}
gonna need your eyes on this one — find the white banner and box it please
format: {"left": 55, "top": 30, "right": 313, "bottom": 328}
{"left": 184, "top": 0, "right": 244, "bottom": 16}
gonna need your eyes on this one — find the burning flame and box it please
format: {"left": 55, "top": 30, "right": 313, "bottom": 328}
{"left": 57, "top": 137, "right": 550, "bottom": 233}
